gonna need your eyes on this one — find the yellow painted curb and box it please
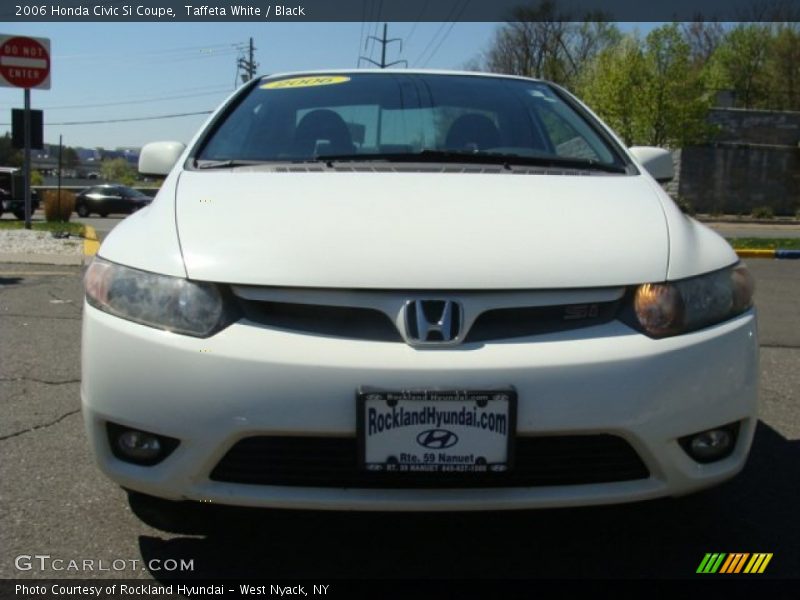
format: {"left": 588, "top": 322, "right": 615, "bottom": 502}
{"left": 735, "top": 248, "right": 776, "bottom": 258}
{"left": 83, "top": 225, "right": 100, "bottom": 256}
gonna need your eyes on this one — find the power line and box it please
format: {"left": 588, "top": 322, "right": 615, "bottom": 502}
{"left": 147, "top": 49, "right": 240, "bottom": 66}
{"left": 365, "top": 3, "right": 381, "bottom": 63}
{"left": 35, "top": 88, "right": 232, "bottom": 111}
{"left": 0, "top": 110, "right": 213, "bottom": 127}
{"left": 59, "top": 43, "right": 241, "bottom": 60}
{"left": 361, "top": 0, "right": 374, "bottom": 60}
{"left": 55, "top": 47, "right": 241, "bottom": 68}
{"left": 415, "top": 0, "right": 469, "bottom": 67}
{"left": 414, "top": 23, "right": 451, "bottom": 67}
{"left": 357, "top": 0, "right": 368, "bottom": 66}
{"left": 420, "top": 1, "right": 470, "bottom": 68}
{"left": 405, "top": 0, "right": 430, "bottom": 47}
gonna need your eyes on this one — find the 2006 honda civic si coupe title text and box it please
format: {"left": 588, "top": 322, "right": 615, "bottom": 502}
{"left": 81, "top": 70, "right": 757, "bottom": 525}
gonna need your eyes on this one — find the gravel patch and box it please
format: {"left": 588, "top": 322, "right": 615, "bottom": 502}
{"left": 0, "top": 230, "right": 83, "bottom": 255}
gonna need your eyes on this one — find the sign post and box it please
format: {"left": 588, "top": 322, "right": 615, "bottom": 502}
{"left": 0, "top": 34, "right": 51, "bottom": 230}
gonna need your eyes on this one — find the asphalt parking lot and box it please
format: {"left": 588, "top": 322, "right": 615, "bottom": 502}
{"left": 6, "top": 211, "right": 800, "bottom": 243}
{"left": 0, "top": 260, "right": 797, "bottom": 581}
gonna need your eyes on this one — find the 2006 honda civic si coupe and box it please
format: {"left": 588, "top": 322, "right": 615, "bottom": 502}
{"left": 81, "top": 70, "right": 758, "bottom": 523}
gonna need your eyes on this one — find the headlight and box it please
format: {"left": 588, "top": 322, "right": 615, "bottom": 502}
{"left": 84, "top": 258, "right": 235, "bottom": 337}
{"left": 629, "top": 262, "right": 754, "bottom": 338}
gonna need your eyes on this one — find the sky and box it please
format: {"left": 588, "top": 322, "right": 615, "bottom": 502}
{"left": 0, "top": 21, "right": 658, "bottom": 150}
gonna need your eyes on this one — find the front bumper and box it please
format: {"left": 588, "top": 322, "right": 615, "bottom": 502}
{"left": 81, "top": 305, "right": 759, "bottom": 511}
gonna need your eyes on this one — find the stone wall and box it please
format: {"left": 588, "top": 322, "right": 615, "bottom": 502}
{"left": 675, "top": 108, "right": 800, "bottom": 216}
{"left": 679, "top": 145, "right": 799, "bottom": 215}
{"left": 708, "top": 108, "right": 800, "bottom": 146}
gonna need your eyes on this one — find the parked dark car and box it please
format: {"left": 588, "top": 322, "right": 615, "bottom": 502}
{"left": 75, "top": 184, "right": 152, "bottom": 217}
{"left": 0, "top": 167, "right": 41, "bottom": 219}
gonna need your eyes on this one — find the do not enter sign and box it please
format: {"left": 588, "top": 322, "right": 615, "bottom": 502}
{"left": 0, "top": 35, "right": 51, "bottom": 89}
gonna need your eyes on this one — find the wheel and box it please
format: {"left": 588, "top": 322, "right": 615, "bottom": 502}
{"left": 76, "top": 204, "right": 89, "bottom": 218}
{"left": 13, "top": 210, "right": 25, "bottom": 220}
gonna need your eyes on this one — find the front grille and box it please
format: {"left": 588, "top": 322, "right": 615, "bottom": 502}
{"left": 210, "top": 435, "right": 649, "bottom": 488}
{"left": 239, "top": 300, "right": 402, "bottom": 342}
{"left": 236, "top": 297, "right": 621, "bottom": 344}
{"left": 465, "top": 301, "right": 620, "bottom": 343}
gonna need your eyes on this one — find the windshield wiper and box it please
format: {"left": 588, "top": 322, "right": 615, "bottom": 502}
{"left": 194, "top": 159, "right": 270, "bottom": 169}
{"left": 314, "top": 150, "right": 628, "bottom": 173}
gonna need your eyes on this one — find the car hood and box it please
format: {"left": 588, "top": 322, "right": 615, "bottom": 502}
{"left": 175, "top": 170, "right": 669, "bottom": 289}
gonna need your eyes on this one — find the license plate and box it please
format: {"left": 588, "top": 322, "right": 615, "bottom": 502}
{"left": 357, "top": 388, "right": 516, "bottom": 474}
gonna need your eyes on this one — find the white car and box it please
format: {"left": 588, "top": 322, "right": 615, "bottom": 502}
{"left": 82, "top": 70, "right": 757, "bottom": 524}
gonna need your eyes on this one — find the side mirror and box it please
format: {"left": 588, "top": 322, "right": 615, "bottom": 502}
{"left": 628, "top": 146, "right": 674, "bottom": 183}
{"left": 138, "top": 141, "right": 186, "bottom": 177}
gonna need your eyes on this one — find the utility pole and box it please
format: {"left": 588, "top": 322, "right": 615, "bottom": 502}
{"left": 359, "top": 24, "right": 408, "bottom": 68}
{"left": 238, "top": 37, "right": 258, "bottom": 83}
{"left": 23, "top": 88, "right": 31, "bottom": 229}
{"left": 57, "top": 134, "right": 62, "bottom": 219}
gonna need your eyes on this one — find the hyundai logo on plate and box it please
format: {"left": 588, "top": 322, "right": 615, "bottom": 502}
{"left": 416, "top": 428, "right": 459, "bottom": 449}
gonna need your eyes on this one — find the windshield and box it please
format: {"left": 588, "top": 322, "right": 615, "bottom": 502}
{"left": 196, "top": 73, "right": 626, "bottom": 169}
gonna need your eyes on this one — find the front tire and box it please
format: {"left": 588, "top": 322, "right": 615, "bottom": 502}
{"left": 13, "top": 210, "right": 25, "bottom": 220}
{"left": 76, "top": 204, "right": 90, "bottom": 218}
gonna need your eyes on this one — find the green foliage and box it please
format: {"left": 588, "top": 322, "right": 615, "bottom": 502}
{"left": 676, "top": 197, "right": 695, "bottom": 215}
{"left": 480, "top": 14, "right": 800, "bottom": 146}
{"left": 30, "top": 169, "right": 44, "bottom": 186}
{"left": 702, "top": 23, "right": 800, "bottom": 110}
{"left": 643, "top": 24, "right": 713, "bottom": 147}
{"left": 765, "top": 24, "right": 800, "bottom": 110}
{"left": 0, "top": 220, "right": 84, "bottom": 236}
{"left": 100, "top": 158, "right": 137, "bottom": 186}
{"left": 61, "top": 146, "right": 81, "bottom": 170}
{"left": 577, "top": 24, "right": 712, "bottom": 147}
{"left": 482, "top": 0, "right": 621, "bottom": 89}
{"left": 727, "top": 237, "right": 800, "bottom": 250}
{"left": 751, "top": 205, "right": 775, "bottom": 219}
{"left": 577, "top": 36, "right": 649, "bottom": 146}
{"left": 0, "top": 133, "right": 22, "bottom": 167}
{"left": 710, "top": 24, "right": 772, "bottom": 109}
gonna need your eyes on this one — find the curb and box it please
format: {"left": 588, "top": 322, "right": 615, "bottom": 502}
{"left": 0, "top": 253, "right": 83, "bottom": 266}
{"left": 735, "top": 248, "right": 800, "bottom": 259}
{"left": 700, "top": 217, "right": 800, "bottom": 226}
{"left": 83, "top": 225, "right": 100, "bottom": 258}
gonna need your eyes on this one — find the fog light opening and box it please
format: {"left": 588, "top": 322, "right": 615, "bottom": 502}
{"left": 119, "top": 431, "right": 162, "bottom": 460}
{"left": 107, "top": 423, "right": 179, "bottom": 466}
{"left": 680, "top": 423, "right": 739, "bottom": 464}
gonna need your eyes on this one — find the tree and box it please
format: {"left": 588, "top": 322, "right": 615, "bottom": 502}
{"left": 577, "top": 36, "right": 649, "bottom": 146}
{"left": 765, "top": 24, "right": 800, "bottom": 109}
{"left": 578, "top": 24, "right": 712, "bottom": 148}
{"left": 710, "top": 24, "right": 772, "bottom": 108}
{"left": 682, "top": 20, "right": 725, "bottom": 69}
{"left": 100, "top": 158, "right": 137, "bottom": 186}
{"left": 481, "top": 0, "right": 619, "bottom": 89}
{"left": 0, "top": 133, "right": 22, "bottom": 167}
{"left": 62, "top": 146, "right": 81, "bottom": 170}
{"left": 642, "top": 24, "right": 712, "bottom": 147}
